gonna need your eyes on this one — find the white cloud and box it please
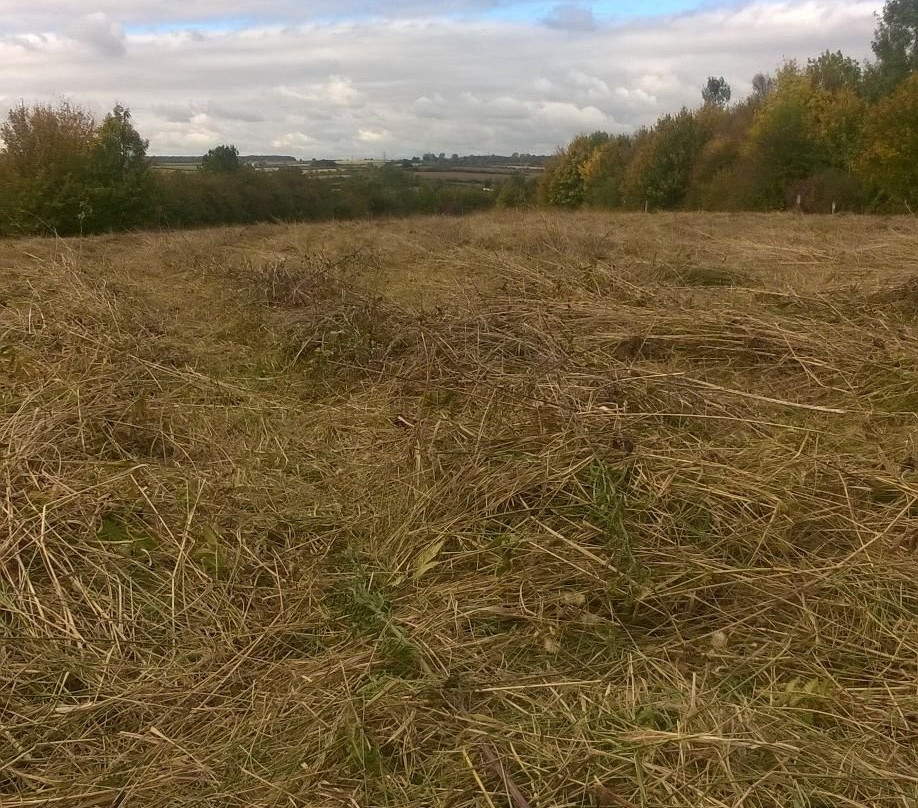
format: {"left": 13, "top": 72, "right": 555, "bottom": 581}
{"left": 0, "top": 2, "right": 879, "bottom": 157}
{"left": 277, "top": 76, "right": 363, "bottom": 107}
{"left": 358, "top": 128, "right": 390, "bottom": 143}
{"left": 615, "top": 87, "right": 658, "bottom": 106}
{"left": 569, "top": 70, "right": 610, "bottom": 99}
{"left": 536, "top": 101, "right": 611, "bottom": 130}
{"left": 272, "top": 131, "right": 316, "bottom": 149}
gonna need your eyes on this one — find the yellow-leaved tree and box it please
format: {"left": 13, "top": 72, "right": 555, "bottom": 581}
{"left": 858, "top": 72, "right": 918, "bottom": 209}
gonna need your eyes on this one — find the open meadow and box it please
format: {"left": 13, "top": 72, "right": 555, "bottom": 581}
{"left": 1, "top": 211, "right": 917, "bottom": 807}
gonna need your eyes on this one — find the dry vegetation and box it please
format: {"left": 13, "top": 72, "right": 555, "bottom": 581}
{"left": 1, "top": 211, "right": 917, "bottom": 808}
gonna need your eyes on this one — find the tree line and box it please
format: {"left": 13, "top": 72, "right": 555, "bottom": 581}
{"left": 539, "top": 0, "right": 918, "bottom": 213}
{"left": 0, "top": 0, "right": 914, "bottom": 236}
{"left": 0, "top": 114, "right": 497, "bottom": 237}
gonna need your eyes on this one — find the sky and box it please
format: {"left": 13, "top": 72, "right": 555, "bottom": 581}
{"left": 1, "top": 1, "right": 879, "bottom": 157}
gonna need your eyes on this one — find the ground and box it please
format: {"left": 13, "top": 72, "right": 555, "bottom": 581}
{"left": 1, "top": 211, "right": 917, "bottom": 807}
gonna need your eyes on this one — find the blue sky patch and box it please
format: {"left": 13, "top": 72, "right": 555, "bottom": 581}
{"left": 484, "top": 0, "right": 705, "bottom": 23}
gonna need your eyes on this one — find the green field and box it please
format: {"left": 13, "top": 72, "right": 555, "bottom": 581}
{"left": 1, "top": 212, "right": 917, "bottom": 807}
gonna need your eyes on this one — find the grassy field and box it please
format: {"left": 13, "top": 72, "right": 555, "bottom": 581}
{"left": 1, "top": 211, "right": 917, "bottom": 808}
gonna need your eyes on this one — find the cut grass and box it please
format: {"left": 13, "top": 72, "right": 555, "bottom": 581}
{"left": 1, "top": 211, "right": 917, "bottom": 807}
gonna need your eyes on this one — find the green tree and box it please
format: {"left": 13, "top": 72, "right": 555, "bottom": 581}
{"left": 201, "top": 144, "right": 242, "bottom": 173}
{"left": 622, "top": 109, "right": 706, "bottom": 209}
{"left": 496, "top": 172, "right": 534, "bottom": 208}
{"left": 751, "top": 73, "right": 776, "bottom": 101}
{"left": 806, "top": 50, "right": 863, "bottom": 92}
{"left": 867, "top": 0, "right": 918, "bottom": 96}
{"left": 702, "top": 76, "right": 732, "bottom": 108}
{"left": 86, "top": 104, "right": 154, "bottom": 230}
{"left": 0, "top": 100, "right": 95, "bottom": 234}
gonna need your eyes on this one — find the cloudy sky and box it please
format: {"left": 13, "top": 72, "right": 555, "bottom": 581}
{"left": 1, "top": 1, "right": 878, "bottom": 157}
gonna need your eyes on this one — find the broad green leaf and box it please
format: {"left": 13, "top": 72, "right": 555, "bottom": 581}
{"left": 412, "top": 538, "right": 445, "bottom": 579}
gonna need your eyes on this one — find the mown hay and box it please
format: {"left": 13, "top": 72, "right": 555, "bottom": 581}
{"left": 1, "top": 211, "right": 917, "bottom": 808}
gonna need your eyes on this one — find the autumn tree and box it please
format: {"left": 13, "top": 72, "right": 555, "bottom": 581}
{"left": 579, "top": 134, "right": 634, "bottom": 207}
{"left": 683, "top": 102, "right": 749, "bottom": 209}
{"left": 802, "top": 55, "right": 867, "bottom": 208}
{"left": 744, "top": 65, "right": 821, "bottom": 206}
{"left": 807, "top": 84, "right": 866, "bottom": 172}
{"left": 539, "top": 131, "right": 609, "bottom": 208}
{"left": 858, "top": 71, "right": 918, "bottom": 208}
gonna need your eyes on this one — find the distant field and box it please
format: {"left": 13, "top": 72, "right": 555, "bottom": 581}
{"left": 151, "top": 161, "right": 200, "bottom": 171}
{"left": 415, "top": 168, "right": 541, "bottom": 185}
{"left": 2, "top": 212, "right": 917, "bottom": 807}
{"left": 151, "top": 161, "right": 542, "bottom": 184}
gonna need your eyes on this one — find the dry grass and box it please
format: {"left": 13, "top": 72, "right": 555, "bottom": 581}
{"left": 1, "top": 211, "right": 917, "bottom": 808}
